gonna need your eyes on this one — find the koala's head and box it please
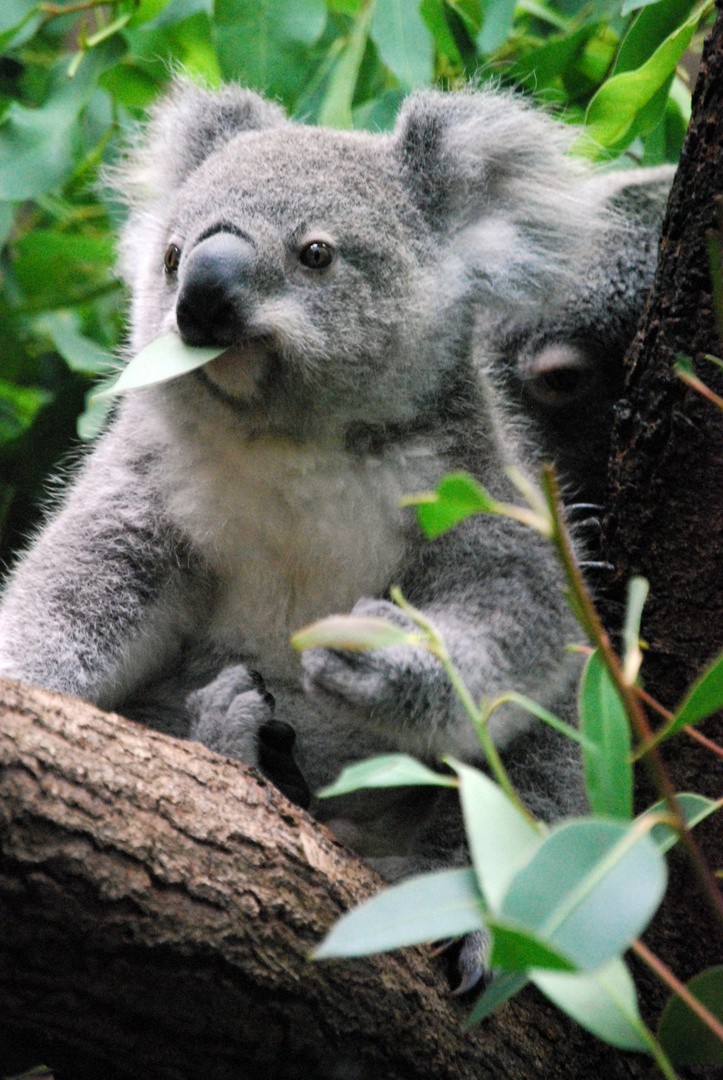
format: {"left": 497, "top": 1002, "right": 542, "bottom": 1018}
{"left": 112, "top": 80, "right": 604, "bottom": 435}
{"left": 484, "top": 166, "right": 671, "bottom": 501}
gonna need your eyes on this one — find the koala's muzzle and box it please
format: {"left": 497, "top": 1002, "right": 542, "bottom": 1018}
{"left": 176, "top": 232, "right": 256, "bottom": 347}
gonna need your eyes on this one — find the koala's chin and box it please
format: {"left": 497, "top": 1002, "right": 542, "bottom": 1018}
{"left": 200, "top": 338, "right": 276, "bottom": 403}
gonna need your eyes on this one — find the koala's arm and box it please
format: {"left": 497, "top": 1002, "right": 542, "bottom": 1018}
{"left": 302, "top": 509, "right": 580, "bottom": 764}
{"left": 0, "top": 417, "right": 204, "bottom": 711}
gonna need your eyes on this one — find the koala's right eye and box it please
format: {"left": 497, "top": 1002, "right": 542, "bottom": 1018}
{"left": 299, "top": 241, "right": 334, "bottom": 270}
{"left": 164, "top": 244, "right": 181, "bottom": 275}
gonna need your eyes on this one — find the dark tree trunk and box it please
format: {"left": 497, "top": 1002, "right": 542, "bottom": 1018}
{"left": 602, "top": 1, "right": 723, "bottom": 1028}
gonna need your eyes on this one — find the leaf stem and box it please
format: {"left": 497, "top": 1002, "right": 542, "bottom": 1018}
{"left": 390, "top": 588, "right": 535, "bottom": 823}
{"left": 39, "top": 0, "right": 118, "bottom": 15}
{"left": 632, "top": 938, "right": 723, "bottom": 1045}
{"left": 540, "top": 465, "right": 723, "bottom": 932}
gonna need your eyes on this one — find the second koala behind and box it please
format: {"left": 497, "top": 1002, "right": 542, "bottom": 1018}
{"left": 0, "top": 83, "right": 617, "bottom": 890}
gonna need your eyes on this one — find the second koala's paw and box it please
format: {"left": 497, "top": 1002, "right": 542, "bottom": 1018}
{"left": 301, "top": 599, "right": 421, "bottom": 712}
{"left": 436, "top": 930, "right": 492, "bottom": 996}
{"left": 187, "top": 664, "right": 275, "bottom": 762}
{"left": 187, "top": 666, "right": 310, "bottom": 809}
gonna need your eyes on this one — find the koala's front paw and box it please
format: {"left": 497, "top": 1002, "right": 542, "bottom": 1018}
{"left": 187, "top": 666, "right": 310, "bottom": 808}
{"left": 452, "top": 929, "right": 493, "bottom": 995}
{"left": 301, "top": 599, "right": 424, "bottom": 714}
{"left": 187, "top": 664, "right": 275, "bottom": 761}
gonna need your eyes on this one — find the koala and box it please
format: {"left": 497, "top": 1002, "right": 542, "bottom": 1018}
{"left": 0, "top": 81, "right": 634, "bottom": 985}
{"left": 480, "top": 166, "right": 673, "bottom": 507}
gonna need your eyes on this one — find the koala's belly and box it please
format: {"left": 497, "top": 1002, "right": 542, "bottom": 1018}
{"left": 164, "top": 433, "right": 443, "bottom": 680}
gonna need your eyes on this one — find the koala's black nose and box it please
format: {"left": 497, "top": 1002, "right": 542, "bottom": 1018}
{"left": 176, "top": 232, "right": 256, "bottom": 347}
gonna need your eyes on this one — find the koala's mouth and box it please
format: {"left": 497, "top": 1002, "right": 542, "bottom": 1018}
{"left": 199, "top": 336, "right": 278, "bottom": 402}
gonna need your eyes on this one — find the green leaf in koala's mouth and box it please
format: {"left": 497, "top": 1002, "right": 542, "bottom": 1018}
{"left": 91, "top": 333, "right": 226, "bottom": 400}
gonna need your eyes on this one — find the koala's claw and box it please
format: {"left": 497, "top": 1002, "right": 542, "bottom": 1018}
{"left": 187, "top": 667, "right": 311, "bottom": 810}
{"left": 186, "top": 664, "right": 275, "bottom": 763}
{"left": 434, "top": 930, "right": 491, "bottom": 996}
{"left": 257, "top": 718, "right": 311, "bottom": 810}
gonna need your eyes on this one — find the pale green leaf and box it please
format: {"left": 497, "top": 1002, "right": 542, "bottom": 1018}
{"left": 291, "top": 614, "right": 419, "bottom": 652}
{"left": 370, "top": 0, "right": 434, "bottom": 90}
{"left": 314, "top": 868, "right": 486, "bottom": 958}
{"left": 318, "top": 754, "right": 456, "bottom": 798}
{"left": 533, "top": 959, "right": 649, "bottom": 1052}
{"left": 448, "top": 760, "right": 543, "bottom": 912}
{"left": 502, "top": 819, "right": 667, "bottom": 970}
{"left": 92, "top": 333, "right": 224, "bottom": 399}
{"left": 34, "top": 311, "right": 114, "bottom": 376}
{"left": 640, "top": 793, "right": 721, "bottom": 853}
{"left": 477, "top": 0, "right": 516, "bottom": 54}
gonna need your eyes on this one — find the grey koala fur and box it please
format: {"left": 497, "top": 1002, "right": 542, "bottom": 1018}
{"left": 480, "top": 165, "right": 674, "bottom": 506}
{"left": 0, "top": 80, "right": 645, "bottom": 980}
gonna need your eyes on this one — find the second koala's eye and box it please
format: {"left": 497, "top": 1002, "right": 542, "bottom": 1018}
{"left": 164, "top": 244, "right": 181, "bottom": 274}
{"left": 299, "top": 241, "right": 334, "bottom": 270}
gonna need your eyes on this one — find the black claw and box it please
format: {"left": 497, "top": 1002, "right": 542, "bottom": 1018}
{"left": 247, "top": 668, "right": 266, "bottom": 692}
{"left": 258, "top": 718, "right": 295, "bottom": 751}
{"left": 257, "top": 720, "right": 311, "bottom": 810}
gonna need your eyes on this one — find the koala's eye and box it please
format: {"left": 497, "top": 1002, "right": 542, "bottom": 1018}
{"left": 164, "top": 244, "right": 181, "bottom": 275}
{"left": 532, "top": 368, "right": 585, "bottom": 402}
{"left": 299, "top": 241, "right": 334, "bottom": 270}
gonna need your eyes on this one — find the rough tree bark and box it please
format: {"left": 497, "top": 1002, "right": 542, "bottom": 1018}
{"left": 602, "top": 0, "right": 723, "bottom": 1030}
{"left": 2, "top": 12, "right": 723, "bottom": 1080}
{"left": 0, "top": 681, "right": 649, "bottom": 1080}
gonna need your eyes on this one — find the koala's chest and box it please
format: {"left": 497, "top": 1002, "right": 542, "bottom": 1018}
{"left": 164, "top": 435, "right": 442, "bottom": 676}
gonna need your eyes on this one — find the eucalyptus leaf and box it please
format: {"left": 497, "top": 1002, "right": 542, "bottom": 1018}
{"left": 501, "top": 819, "right": 667, "bottom": 970}
{"left": 291, "top": 614, "right": 419, "bottom": 652}
{"left": 370, "top": 0, "right": 434, "bottom": 90}
{"left": 314, "top": 868, "right": 486, "bottom": 958}
{"left": 487, "top": 917, "right": 577, "bottom": 973}
{"left": 667, "top": 648, "right": 723, "bottom": 735}
{"left": 658, "top": 965, "right": 723, "bottom": 1065}
{"left": 579, "top": 650, "right": 633, "bottom": 820}
{"left": 582, "top": 0, "right": 709, "bottom": 150}
{"left": 92, "top": 333, "right": 224, "bottom": 399}
{"left": 640, "top": 793, "right": 721, "bottom": 853}
{"left": 317, "top": 754, "right": 457, "bottom": 798}
{"left": 34, "top": 311, "right": 114, "bottom": 376}
{"left": 465, "top": 971, "right": 530, "bottom": 1027}
{"left": 317, "top": 1, "right": 374, "bottom": 128}
{"left": 448, "top": 759, "right": 543, "bottom": 912}
{"left": 477, "top": 0, "right": 517, "bottom": 54}
{"left": 403, "top": 472, "right": 499, "bottom": 540}
{"left": 533, "top": 959, "right": 649, "bottom": 1051}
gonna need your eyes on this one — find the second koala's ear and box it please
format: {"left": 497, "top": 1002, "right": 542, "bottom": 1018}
{"left": 113, "top": 78, "right": 288, "bottom": 205}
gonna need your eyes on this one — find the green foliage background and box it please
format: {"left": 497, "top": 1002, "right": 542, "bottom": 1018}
{"left": 0, "top": 0, "right": 709, "bottom": 565}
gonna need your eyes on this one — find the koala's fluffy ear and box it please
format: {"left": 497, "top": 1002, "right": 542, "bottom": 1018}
{"left": 392, "top": 88, "right": 614, "bottom": 306}
{"left": 111, "top": 78, "right": 288, "bottom": 206}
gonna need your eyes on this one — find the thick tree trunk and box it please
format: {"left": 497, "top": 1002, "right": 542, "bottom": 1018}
{"left": 0, "top": 679, "right": 649, "bottom": 1080}
{"left": 602, "top": 1, "right": 723, "bottom": 1027}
